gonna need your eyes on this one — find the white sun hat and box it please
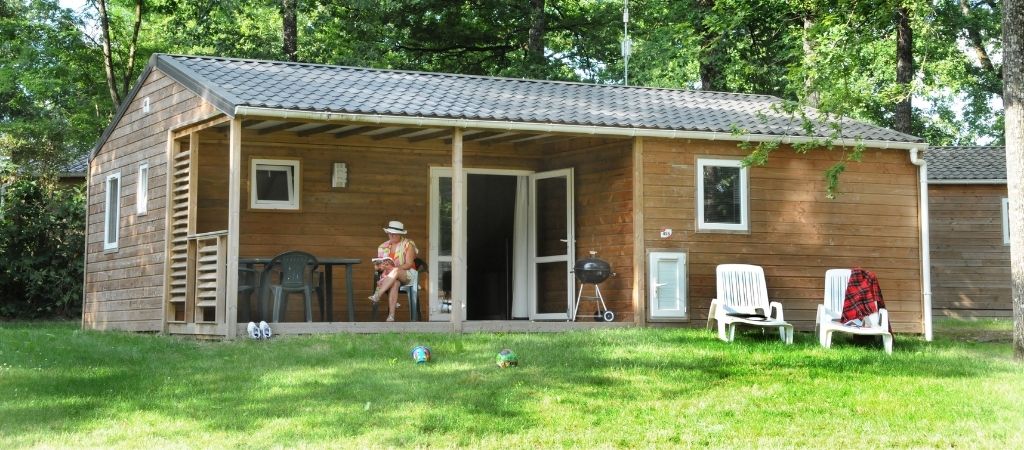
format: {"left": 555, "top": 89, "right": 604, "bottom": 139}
{"left": 383, "top": 220, "right": 407, "bottom": 234}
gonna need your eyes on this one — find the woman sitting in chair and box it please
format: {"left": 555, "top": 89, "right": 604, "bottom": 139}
{"left": 369, "top": 220, "right": 418, "bottom": 322}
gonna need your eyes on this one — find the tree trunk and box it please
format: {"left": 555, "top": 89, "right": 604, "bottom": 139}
{"left": 962, "top": 0, "right": 997, "bottom": 74}
{"left": 697, "top": 0, "right": 724, "bottom": 91}
{"left": 1003, "top": 0, "right": 1024, "bottom": 360}
{"left": 121, "top": 0, "right": 143, "bottom": 95}
{"left": 894, "top": 6, "right": 913, "bottom": 134}
{"left": 97, "top": 0, "right": 121, "bottom": 108}
{"left": 528, "top": 0, "right": 546, "bottom": 66}
{"left": 803, "top": 14, "right": 818, "bottom": 108}
{"left": 282, "top": 0, "right": 298, "bottom": 62}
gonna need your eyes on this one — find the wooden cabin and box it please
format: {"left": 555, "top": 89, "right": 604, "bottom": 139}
{"left": 82, "top": 54, "right": 932, "bottom": 339}
{"left": 927, "top": 146, "right": 1011, "bottom": 318}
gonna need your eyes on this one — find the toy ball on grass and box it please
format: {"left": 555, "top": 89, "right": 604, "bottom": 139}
{"left": 411, "top": 346, "right": 431, "bottom": 364}
{"left": 495, "top": 348, "right": 518, "bottom": 368}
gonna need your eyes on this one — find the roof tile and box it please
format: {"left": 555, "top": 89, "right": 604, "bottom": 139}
{"left": 926, "top": 146, "right": 1006, "bottom": 181}
{"left": 164, "top": 54, "right": 922, "bottom": 143}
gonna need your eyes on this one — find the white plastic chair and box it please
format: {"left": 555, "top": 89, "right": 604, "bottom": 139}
{"left": 706, "top": 264, "right": 793, "bottom": 344}
{"left": 815, "top": 269, "right": 893, "bottom": 354}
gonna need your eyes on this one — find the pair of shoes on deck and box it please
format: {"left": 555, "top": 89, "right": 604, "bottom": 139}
{"left": 246, "top": 321, "right": 273, "bottom": 339}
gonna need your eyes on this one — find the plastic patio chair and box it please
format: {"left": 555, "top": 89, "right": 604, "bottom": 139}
{"left": 706, "top": 264, "right": 793, "bottom": 344}
{"left": 237, "top": 265, "right": 260, "bottom": 322}
{"left": 815, "top": 268, "right": 893, "bottom": 354}
{"left": 261, "top": 251, "right": 320, "bottom": 323}
{"left": 372, "top": 258, "right": 427, "bottom": 321}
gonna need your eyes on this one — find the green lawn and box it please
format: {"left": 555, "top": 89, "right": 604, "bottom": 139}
{"left": 1, "top": 320, "right": 1021, "bottom": 449}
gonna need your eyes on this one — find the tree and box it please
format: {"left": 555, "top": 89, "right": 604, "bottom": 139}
{"left": 0, "top": 168, "right": 86, "bottom": 318}
{"left": 894, "top": 5, "right": 914, "bottom": 134}
{"left": 1002, "top": 0, "right": 1023, "bottom": 359}
{"left": 141, "top": 0, "right": 282, "bottom": 60}
{"left": 96, "top": 0, "right": 143, "bottom": 108}
{"left": 0, "top": 0, "right": 109, "bottom": 176}
{"left": 281, "top": 0, "right": 297, "bottom": 62}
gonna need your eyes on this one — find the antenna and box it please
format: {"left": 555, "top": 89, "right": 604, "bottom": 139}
{"left": 622, "top": 0, "right": 631, "bottom": 85}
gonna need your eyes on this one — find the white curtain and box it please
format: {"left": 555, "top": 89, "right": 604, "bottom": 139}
{"left": 511, "top": 176, "right": 529, "bottom": 318}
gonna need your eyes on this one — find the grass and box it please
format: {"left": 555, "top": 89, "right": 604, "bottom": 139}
{"left": 1, "top": 320, "right": 1022, "bottom": 449}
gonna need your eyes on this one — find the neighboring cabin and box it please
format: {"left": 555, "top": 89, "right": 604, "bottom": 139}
{"left": 59, "top": 153, "right": 89, "bottom": 186}
{"left": 83, "top": 54, "right": 931, "bottom": 339}
{"left": 927, "top": 146, "right": 1011, "bottom": 318}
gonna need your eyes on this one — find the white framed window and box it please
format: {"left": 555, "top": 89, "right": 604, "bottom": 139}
{"left": 1003, "top": 197, "right": 1010, "bottom": 245}
{"left": 136, "top": 163, "right": 149, "bottom": 215}
{"left": 104, "top": 172, "right": 121, "bottom": 250}
{"left": 696, "top": 158, "right": 749, "bottom": 232}
{"left": 250, "top": 158, "right": 300, "bottom": 210}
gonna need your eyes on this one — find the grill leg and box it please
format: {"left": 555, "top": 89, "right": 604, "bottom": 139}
{"left": 572, "top": 283, "right": 587, "bottom": 322}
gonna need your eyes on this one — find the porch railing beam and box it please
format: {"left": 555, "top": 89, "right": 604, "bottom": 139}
{"left": 452, "top": 128, "right": 465, "bottom": 332}
{"left": 632, "top": 136, "right": 647, "bottom": 325}
{"left": 225, "top": 118, "right": 242, "bottom": 339}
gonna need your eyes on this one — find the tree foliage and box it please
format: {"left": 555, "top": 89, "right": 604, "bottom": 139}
{"left": 0, "top": 163, "right": 85, "bottom": 318}
{"left": 0, "top": 0, "right": 108, "bottom": 177}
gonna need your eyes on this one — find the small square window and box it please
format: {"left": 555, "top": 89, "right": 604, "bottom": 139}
{"left": 104, "top": 172, "right": 121, "bottom": 250}
{"left": 1003, "top": 197, "right": 1010, "bottom": 245}
{"left": 137, "top": 163, "right": 149, "bottom": 215}
{"left": 250, "top": 158, "right": 300, "bottom": 210}
{"left": 696, "top": 158, "right": 749, "bottom": 232}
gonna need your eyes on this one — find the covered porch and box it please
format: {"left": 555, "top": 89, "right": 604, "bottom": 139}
{"left": 162, "top": 114, "right": 640, "bottom": 338}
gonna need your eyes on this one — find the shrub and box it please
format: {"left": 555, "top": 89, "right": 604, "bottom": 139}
{"left": 0, "top": 173, "right": 85, "bottom": 318}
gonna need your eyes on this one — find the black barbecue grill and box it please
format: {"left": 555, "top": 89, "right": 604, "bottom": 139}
{"left": 572, "top": 251, "right": 615, "bottom": 322}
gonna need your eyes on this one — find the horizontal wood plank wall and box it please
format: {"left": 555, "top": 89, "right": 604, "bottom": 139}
{"left": 84, "top": 69, "right": 217, "bottom": 331}
{"left": 642, "top": 139, "right": 923, "bottom": 333}
{"left": 544, "top": 140, "right": 634, "bottom": 321}
{"left": 929, "top": 184, "right": 1011, "bottom": 318}
{"left": 197, "top": 130, "right": 543, "bottom": 322}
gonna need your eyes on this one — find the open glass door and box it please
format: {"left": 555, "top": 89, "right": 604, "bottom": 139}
{"left": 529, "top": 168, "right": 574, "bottom": 320}
{"left": 428, "top": 168, "right": 453, "bottom": 321}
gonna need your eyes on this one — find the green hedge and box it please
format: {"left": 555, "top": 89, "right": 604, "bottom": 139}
{"left": 0, "top": 174, "right": 85, "bottom": 318}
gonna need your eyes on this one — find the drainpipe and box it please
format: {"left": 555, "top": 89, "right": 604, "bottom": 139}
{"left": 910, "top": 148, "right": 933, "bottom": 341}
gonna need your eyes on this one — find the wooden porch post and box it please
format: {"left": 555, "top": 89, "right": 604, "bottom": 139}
{"left": 452, "top": 128, "right": 465, "bottom": 332}
{"left": 225, "top": 118, "right": 242, "bottom": 339}
{"left": 632, "top": 136, "right": 647, "bottom": 325}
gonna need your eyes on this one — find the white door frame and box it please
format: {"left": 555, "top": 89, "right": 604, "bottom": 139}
{"left": 429, "top": 167, "right": 532, "bottom": 322}
{"left": 528, "top": 168, "right": 575, "bottom": 321}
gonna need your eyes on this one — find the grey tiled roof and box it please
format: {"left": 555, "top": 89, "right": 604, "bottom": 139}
{"left": 926, "top": 146, "right": 1006, "bottom": 181}
{"left": 156, "top": 54, "right": 923, "bottom": 143}
{"left": 61, "top": 153, "right": 88, "bottom": 177}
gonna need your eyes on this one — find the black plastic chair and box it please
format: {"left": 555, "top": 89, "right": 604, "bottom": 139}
{"left": 238, "top": 265, "right": 260, "bottom": 322}
{"left": 372, "top": 258, "right": 427, "bottom": 321}
{"left": 261, "top": 251, "right": 321, "bottom": 323}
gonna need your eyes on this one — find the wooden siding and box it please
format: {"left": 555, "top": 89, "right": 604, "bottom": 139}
{"left": 641, "top": 139, "right": 924, "bottom": 333}
{"left": 83, "top": 69, "right": 217, "bottom": 331}
{"left": 929, "top": 184, "right": 1011, "bottom": 318}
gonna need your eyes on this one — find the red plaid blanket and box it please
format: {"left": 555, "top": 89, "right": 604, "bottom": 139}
{"left": 842, "top": 268, "right": 888, "bottom": 329}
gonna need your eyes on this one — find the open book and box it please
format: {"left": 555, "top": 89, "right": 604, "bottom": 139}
{"left": 372, "top": 256, "right": 395, "bottom": 265}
